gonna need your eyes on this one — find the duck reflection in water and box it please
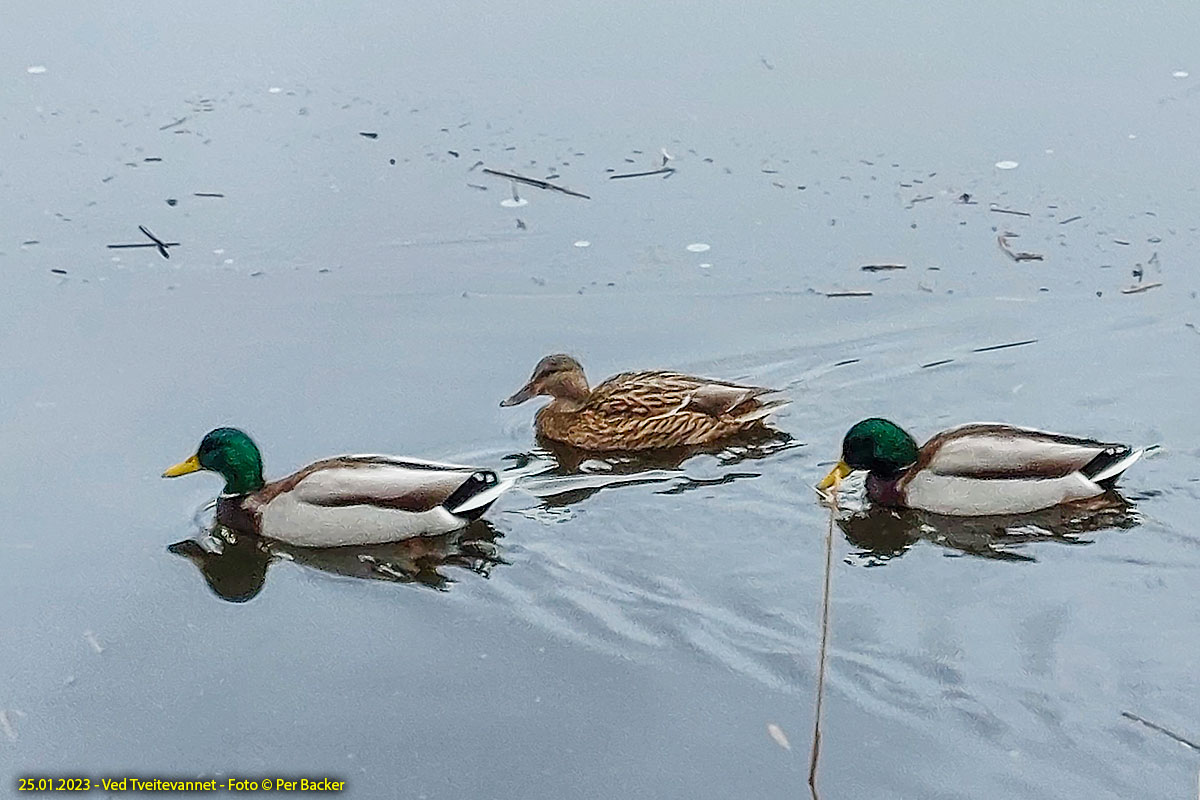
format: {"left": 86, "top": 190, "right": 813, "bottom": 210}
{"left": 513, "top": 428, "right": 798, "bottom": 508}
{"left": 170, "top": 520, "right": 505, "bottom": 603}
{"left": 833, "top": 493, "right": 1140, "bottom": 564}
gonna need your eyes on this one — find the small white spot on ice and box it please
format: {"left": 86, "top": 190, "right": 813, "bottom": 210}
{"left": 268, "top": 86, "right": 282, "bottom": 94}
{"left": 500, "top": 198, "right": 528, "bottom": 207}
{"left": 686, "top": 243, "right": 711, "bottom": 253}
{"left": 573, "top": 240, "right": 590, "bottom": 248}
{"left": 26, "top": 65, "right": 47, "bottom": 74}
{"left": 1173, "top": 70, "right": 1189, "bottom": 78}
{"left": 994, "top": 160, "right": 1019, "bottom": 170}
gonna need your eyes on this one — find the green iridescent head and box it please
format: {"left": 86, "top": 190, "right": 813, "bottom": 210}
{"left": 162, "top": 427, "right": 266, "bottom": 495}
{"left": 818, "top": 418, "right": 920, "bottom": 490}
{"left": 842, "top": 418, "right": 919, "bottom": 476}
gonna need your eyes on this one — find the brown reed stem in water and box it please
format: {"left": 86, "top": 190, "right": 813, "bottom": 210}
{"left": 809, "top": 496, "right": 836, "bottom": 798}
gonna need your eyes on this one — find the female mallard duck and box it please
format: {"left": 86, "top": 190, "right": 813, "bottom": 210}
{"left": 162, "top": 428, "right": 512, "bottom": 547}
{"left": 817, "top": 418, "right": 1145, "bottom": 516}
{"left": 500, "top": 354, "right": 789, "bottom": 451}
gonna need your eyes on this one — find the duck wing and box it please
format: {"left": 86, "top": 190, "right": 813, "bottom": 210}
{"left": 269, "top": 456, "right": 507, "bottom": 514}
{"left": 588, "top": 371, "right": 784, "bottom": 420}
{"left": 918, "top": 424, "right": 1136, "bottom": 481}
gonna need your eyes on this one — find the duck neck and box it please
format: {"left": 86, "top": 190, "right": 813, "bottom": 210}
{"left": 549, "top": 372, "right": 591, "bottom": 409}
{"left": 865, "top": 471, "right": 905, "bottom": 507}
{"left": 546, "top": 395, "right": 586, "bottom": 413}
{"left": 218, "top": 459, "right": 265, "bottom": 495}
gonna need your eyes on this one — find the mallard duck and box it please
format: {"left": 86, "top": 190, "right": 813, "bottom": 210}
{"left": 817, "top": 418, "right": 1145, "bottom": 516}
{"left": 162, "top": 427, "right": 513, "bottom": 547}
{"left": 500, "top": 354, "right": 789, "bottom": 451}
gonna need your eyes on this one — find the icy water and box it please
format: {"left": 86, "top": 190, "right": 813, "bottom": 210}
{"left": 3, "top": 2, "right": 1200, "bottom": 798}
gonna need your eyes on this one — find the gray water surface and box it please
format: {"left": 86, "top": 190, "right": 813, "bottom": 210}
{"left": 3, "top": 2, "right": 1199, "bottom": 798}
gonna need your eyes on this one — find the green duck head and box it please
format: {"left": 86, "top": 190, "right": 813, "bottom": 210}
{"left": 819, "top": 418, "right": 920, "bottom": 489}
{"left": 162, "top": 427, "right": 266, "bottom": 495}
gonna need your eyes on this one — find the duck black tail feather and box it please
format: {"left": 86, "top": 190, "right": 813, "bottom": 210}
{"left": 443, "top": 471, "right": 510, "bottom": 518}
{"left": 1082, "top": 446, "right": 1145, "bottom": 488}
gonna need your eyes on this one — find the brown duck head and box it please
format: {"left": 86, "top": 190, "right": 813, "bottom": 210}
{"left": 501, "top": 354, "right": 591, "bottom": 406}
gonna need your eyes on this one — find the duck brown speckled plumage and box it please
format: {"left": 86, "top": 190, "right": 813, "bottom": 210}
{"left": 501, "top": 354, "right": 789, "bottom": 451}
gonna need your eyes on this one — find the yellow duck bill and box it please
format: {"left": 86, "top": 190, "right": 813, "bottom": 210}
{"left": 162, "top": 454, "right": 202, "bottom": 478}
{"left": 817, "top": 461, "right": 853, "bottom": 490}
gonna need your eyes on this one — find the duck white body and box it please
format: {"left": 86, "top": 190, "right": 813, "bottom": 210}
{"left": 218, "top": 455, "right": 513, "bottom": 548}
{"left": 895, "top": 425, "right": 1145, "bottom": 515}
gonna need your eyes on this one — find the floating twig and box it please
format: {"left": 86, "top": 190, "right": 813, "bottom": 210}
{"left": 107, "top": 226, "right": 179, "bottom": 259}
{"left": 138, "top": 225, "right": 174, "bottom": 259}
{"left": 481, "top": 168, "right": 590, "bottom": 199}
{"left": 1058, "top": 215, "right": 1083, "bottom": 225}
{"left": 990, "top": 205, "right": 1032, "bottom": 217}
{"left": 997, "top": 234, "right": 1044, "bottom": 262}
{"left": 1121, "top": 282, "right": 1163, "bottom": 295}
{"left": 609, "top": 167, "right": 676, "bottom": 180}
{"left": 158, "top": 116, "right": 189, "bottom": 131}
{"left": 359, "top": 131, "right": 378, "bottom": 139}
{"left": 824, "top": 290, "right": 873, "bottom": 298}
{"left": 905, "top": 195, "right": 934, "bottom": 209}
{"left": 972, "top": 339, "right": 1038, "bottom": 353}
{"left": 921, "top": 358, "right": 955, "bottom": 369}
{"left": 193, "top": 192, "right": 225, "bottom": 198}
{"left": 832, "top": 358, "right": 860, "bottom": 367}
{"left": 809, "top": 501, "right": 837, "bottom": 798}
{"left": 860, "top": 264, "right": 907, "bottom": 272}
{"left": 1113, "top": 239, "right": 1131, "bottom": 246}
{"left": 1121, "top": 712, "right": 1200, "bottom": 751}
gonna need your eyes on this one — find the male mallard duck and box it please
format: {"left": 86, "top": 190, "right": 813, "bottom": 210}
{"left": 817, "top": 418, "right": 1145, "bottom": 516}
{"left": 162, "top": 428, "right": 512, "bottom": 547}
{"left": 500, "top": 354, "right": 789, "bottom": 451}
